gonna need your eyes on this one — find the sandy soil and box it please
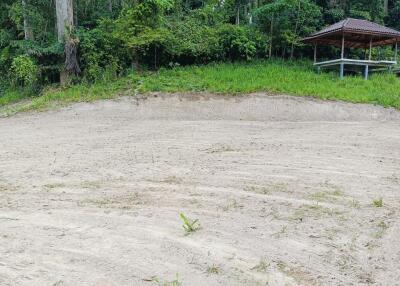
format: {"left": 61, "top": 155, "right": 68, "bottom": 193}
{"left": 0, "top": 94, "right": 399, "bottom": 286}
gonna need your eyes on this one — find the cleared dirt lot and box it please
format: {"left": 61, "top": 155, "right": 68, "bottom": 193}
{"left": 0, "top": 94, "right": 399, "bottom": 286}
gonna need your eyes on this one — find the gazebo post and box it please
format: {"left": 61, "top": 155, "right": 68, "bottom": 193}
{"left": 365, "top": 37, "right": 373, "bottom": 80}
{"left": 395, "top": 42, "right": 398, "bottom": 63}
{"left": 314, "top": 44, "right": 320, "bottom": 73}
{"left": 313, "top": 44, "right": 317, "bottom": 64}
{"left": 340, "top": 33, "right": 345, "bottom": 79}
{"left": 368, "top": 37, "right": 372, "bottom": 60}
{"left": 364, "top": 65, "right": 369, "bottom": 79}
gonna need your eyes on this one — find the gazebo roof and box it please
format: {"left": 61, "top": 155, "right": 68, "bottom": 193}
{"left": 303, "top": 18, "right": 400, "bottom": 48}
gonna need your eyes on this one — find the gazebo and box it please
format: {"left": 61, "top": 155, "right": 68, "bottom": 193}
{"left": 302, "top": 18, "right": 400, "bottom": 79}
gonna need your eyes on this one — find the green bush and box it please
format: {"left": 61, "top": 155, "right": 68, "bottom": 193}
{"left": 218, "top": 25, "right": 262, "bottom": 61}
{"left": 164, "top": 16, "right": 223, "bottom": 64}
{"left": 10, "top": 55, "right": 39, "bottom": 87}
{"left": 78, "top": 19, "right": 129, "bottom": 82}
{"left": 163, "top": 10, "right": 268, "bottom": 64}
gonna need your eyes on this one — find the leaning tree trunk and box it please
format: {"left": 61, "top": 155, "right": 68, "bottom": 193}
{"left": 55, "top": 0, "right": 80, "bottom": 84}
{"left": 22, "top": 0, "right": 34, "bottom": 40}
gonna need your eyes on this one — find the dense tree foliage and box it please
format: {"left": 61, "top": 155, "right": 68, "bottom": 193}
{"left": 0, "top": 0, "right": 399, "bottom": 92}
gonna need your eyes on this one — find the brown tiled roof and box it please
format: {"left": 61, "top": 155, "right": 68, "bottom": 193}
{"left": 303, "top": 18, "right": 400, "bottom": 48}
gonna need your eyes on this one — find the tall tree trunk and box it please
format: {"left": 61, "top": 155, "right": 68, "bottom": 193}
{"left": 244, "top": 4, "right": 247, "bottom": 23}
{"left": 22, "top": 0, "right": 34, "bottom": 40}
{"left": 384, "top": 0, "right": 388, "bottom": 15}
{"left": 109, "top": 0, "right": 113, "bottom": 13}
{"left": 74, "top": 0, "right": 78, "bottom": 27}
{"left": 55, "top": 0, "right": 74, "bottom": 43}
{"left": 56, "top": 0, "right": 80, "bottom": 84}
{"left": 290, "top": 0, "right": 301, "bottom": 59}
{"left": 154, "top": 46, "right": 157, "bottom": 70}
{"left": 268, "top": 15, "right": 274, "bottom": 58}
{"left": 236, "top": 2, "right": 240, "bottom": 25}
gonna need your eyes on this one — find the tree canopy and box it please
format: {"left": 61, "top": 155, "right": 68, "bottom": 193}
{"left": 0, "top": 0, "right": 398, "bottom": 92}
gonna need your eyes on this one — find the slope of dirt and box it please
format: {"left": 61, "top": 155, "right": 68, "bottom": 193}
{"left": 0, "top": 94, "right": 399, "bottom": 286}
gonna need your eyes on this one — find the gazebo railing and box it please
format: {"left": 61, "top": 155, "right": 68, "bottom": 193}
{"left": 312, "top": 38, "right": 398, "bottom": 79}
{"left": 314, "top": 58, "right": 397, "bottom": 79}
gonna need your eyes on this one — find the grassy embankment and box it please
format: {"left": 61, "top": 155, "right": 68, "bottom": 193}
{"left": 1, "top": 60, "right": 400, "bottom": 114}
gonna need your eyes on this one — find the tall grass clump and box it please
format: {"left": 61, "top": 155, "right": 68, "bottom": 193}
{"left": 0, "top": 89, "right": 32, "bottom": 107}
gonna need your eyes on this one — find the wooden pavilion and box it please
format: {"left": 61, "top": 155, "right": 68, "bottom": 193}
{"left": 302, "top": 18, "right": 400, "bottom": 79}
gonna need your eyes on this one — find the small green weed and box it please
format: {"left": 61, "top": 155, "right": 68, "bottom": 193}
{"left": 206, "top": 264, "right": 220, "bottom": 274}
{"left": 372, "top": 198, "right": 383, "bottom": 207}
{"left": 180, "top": 213, "right": 200, "bottom": 234}
{"left": 152, "top": 274, "right": 182, "bottom": 286}
{"left": 250, "top": 258, "right": 270, "bottom": 272}
{"left": 374, "top": 221, "right": 389, "bottom": 238}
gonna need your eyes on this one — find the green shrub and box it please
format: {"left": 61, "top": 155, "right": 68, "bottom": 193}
{"left": 163, "top": 12, "right": 267, "bottom": 64}
{"left": 164, "top": 16, "right": 223, "bottom": 64}
{"left": 218, "top": 24, "right": 261, "bottom": 61}
{"left": 10, "top": 55, "right": 39, "bottom": 87}
{"left": 78, "top": 19, "right": 129, "bottom": 82}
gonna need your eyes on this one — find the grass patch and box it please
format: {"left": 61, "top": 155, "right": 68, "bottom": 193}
{"left": 141, "top": 60, "right": 400, "bottom": 109}
{"left": 3, "top": 59, "right": 400, "bottom": 114}
{"left": 292, "top": 204, "right": 345, "bottom": 221}
{"left": 0, "top": 76, "right": 136, "bottom": 115}
{"left": 244, "top": 183, "right": 288, "bottom": 195}
{"left": 0, "top": 89, "right": 32, "bottom": 106}
{"left": 310, "top": 190, "right": 344, "bottom": 202}
{"left": 26, "top": 77, "right": 133, "bottom": 110}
